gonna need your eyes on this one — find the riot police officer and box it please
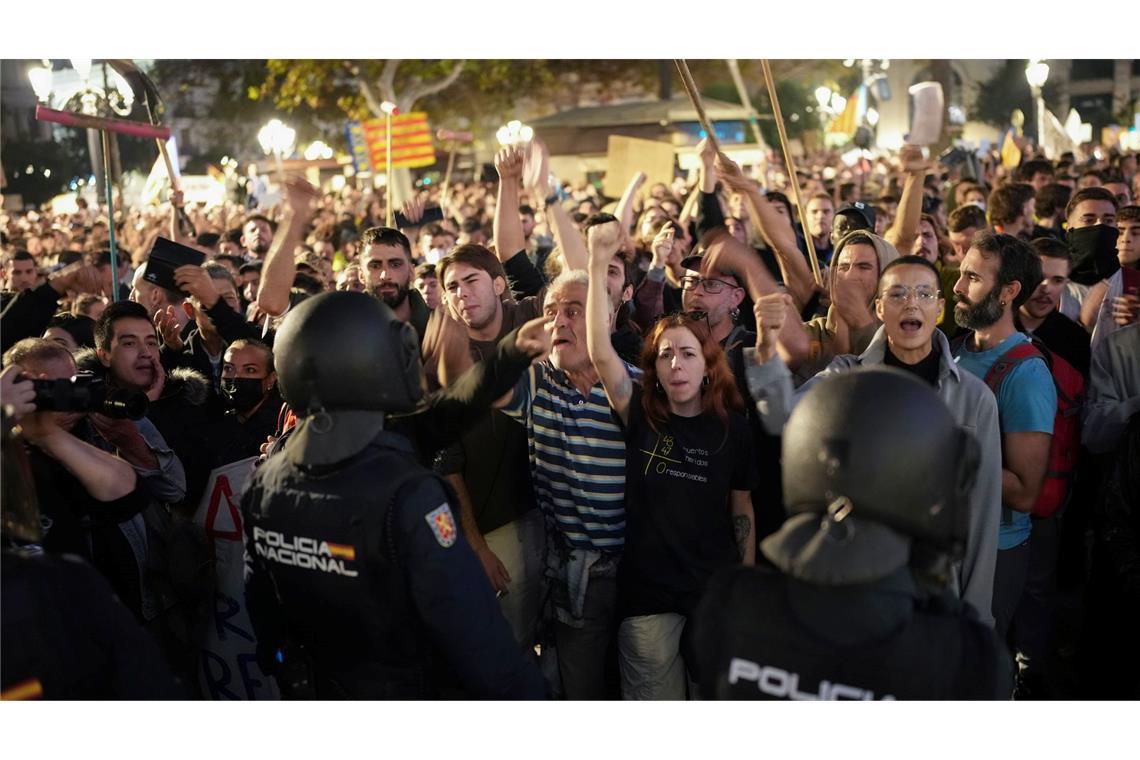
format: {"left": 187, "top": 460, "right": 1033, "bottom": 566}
{"left": 242, "top": 291, "right": 547, "bottom": 699}
{"left": 692, "top": 367, "right": 1012, "bottom": 700}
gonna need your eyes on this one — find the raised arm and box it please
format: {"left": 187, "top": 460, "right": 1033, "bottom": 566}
{"left": 585, "top": 220, "right": 634, "bottom": 425}
{"left": 614, "top": 171, "right": 648, "bottom": 243}
{"left": 716, "top": 153, "right": 816, "bottom": 309}
{"left": 526, "top": 138, "right": 587, "bottom": 273}
{"left": 883, "top": 145, "right": 930, "bottom": 254}
{"left": 493, "top": 146, "right": 526, "bottom": 262}
{"left": 256, "top": 179, "right": 319, "bottom": 317}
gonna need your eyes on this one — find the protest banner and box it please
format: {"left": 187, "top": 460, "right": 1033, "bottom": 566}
{"left": 192, "top": 456, "right": 279, "bottom": 701}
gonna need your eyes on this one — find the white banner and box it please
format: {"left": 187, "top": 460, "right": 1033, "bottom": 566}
{"left": 192, "top": 456, "right": 279, "bottom": 700}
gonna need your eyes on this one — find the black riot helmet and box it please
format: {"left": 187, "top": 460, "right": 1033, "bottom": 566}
{"left": 766, "top": 367, "right": 977, "bottom": 586}
{"left": 276, "top": 291, "right": 423, "bottom": 416}
{"left": 275, "top": 292, "right": 424, "bottom": 467}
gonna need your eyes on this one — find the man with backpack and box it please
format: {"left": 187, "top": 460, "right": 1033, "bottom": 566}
{"left": 1010, "top": 237, "right": 1089, "bottom": 696}
{"left": 951, "top": 231, "right": 1060, "bottom": 688}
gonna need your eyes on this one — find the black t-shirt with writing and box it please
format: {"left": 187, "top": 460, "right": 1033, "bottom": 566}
{"left": 618, "top": 384, "right": 759, "bottom": 618}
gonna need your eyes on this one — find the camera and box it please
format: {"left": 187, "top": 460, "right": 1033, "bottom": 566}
{"left": 30, "top": 373, "right": 148, "bottom": 420}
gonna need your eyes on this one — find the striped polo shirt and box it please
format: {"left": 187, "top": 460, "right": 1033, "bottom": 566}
{"left": 503, "top": 362, "right": 638, "bottom": 551}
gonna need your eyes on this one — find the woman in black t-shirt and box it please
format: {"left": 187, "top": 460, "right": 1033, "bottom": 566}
{"left": 586, "top": 219, "right": 758, "bottom": 700}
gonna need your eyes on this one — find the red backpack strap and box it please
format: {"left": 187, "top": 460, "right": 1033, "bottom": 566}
{"left": 981, "top": 342, "right": 1043, "bottom": 393}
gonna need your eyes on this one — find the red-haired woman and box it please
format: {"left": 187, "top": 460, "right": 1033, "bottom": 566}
{"left": 585, "top": 219, "right": 758, "bottom": 700}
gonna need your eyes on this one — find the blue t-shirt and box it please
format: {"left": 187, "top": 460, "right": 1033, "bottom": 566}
{"left": 954, "top": 332, "right": 1056, "bottom": 550}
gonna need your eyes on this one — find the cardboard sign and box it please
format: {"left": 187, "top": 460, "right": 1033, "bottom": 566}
{"left": 908, "top": 82, "right": 944, "bottom": 147}
{"left": 192, "top": 456, "right": 280, "bottom": 701}
{"left": 603, "top": 135, "right": 676, "bottom": 199}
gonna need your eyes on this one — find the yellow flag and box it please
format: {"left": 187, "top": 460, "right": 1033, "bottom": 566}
{"left": 828, "top": 90, "right": 859, "bottom": 136}
{"left": 1000, "top": 128, "right": 1022, "bottom": 169}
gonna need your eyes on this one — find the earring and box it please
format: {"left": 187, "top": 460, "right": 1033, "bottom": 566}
{"left": 1000, "top": 300, "right": 1006, "bottom": 307}
{"left": 702, "top": 376, "right": 710, "bottom": 387}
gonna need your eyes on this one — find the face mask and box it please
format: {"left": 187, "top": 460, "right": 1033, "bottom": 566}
{"left": 426, "top": 247, "right": 446, "bottom": 265}
{"left": 221, "top": 377, "right": 267, "bottom": 412}
{"left": 1067, "top": 224, "right": 1120, "bottom": 286}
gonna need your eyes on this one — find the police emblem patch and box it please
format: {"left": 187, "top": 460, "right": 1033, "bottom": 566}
{"left": 425, "top": 504, "right": 457, "bottom": 548}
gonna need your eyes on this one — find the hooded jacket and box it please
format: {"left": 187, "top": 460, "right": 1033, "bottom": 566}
{"left": 795, "top": 231, "right": 900, "bottom": 385}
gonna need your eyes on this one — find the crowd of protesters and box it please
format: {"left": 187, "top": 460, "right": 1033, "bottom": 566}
{"left": 1, "top": 123, "right": 1138, "bottom": 700}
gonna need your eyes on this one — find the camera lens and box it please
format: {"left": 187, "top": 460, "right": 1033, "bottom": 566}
{"left": 101, "top": 389, "right": 148, "bottom": 421}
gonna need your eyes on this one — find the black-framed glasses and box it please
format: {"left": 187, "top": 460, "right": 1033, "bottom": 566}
{"left": 679, "top": 275, "right": 739, "bottom": 294}
{"left": 879, "top": 285, "right": 941, "bottom": 305}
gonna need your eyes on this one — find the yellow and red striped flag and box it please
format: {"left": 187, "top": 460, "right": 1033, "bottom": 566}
{"left": 360, "top": 112, "right": 437, "bottom": 170}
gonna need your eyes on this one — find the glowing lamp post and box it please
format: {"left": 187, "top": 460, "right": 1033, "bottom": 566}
{"left": 1025, "top": 60, "right": 1050, "bottom": 153}
{"left": 258, "top": 118, "right": 296, "bottom": 185}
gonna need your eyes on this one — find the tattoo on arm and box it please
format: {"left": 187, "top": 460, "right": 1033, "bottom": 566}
{"left": 733, "top": 515, "right": 752, "bottom": 561}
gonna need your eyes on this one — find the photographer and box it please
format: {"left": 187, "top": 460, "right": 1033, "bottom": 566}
{"left": 0, "top": 394, "right": 183, "bottom": 700}
{"left": 1, "top": 341, "right": 149, "bottom": 615}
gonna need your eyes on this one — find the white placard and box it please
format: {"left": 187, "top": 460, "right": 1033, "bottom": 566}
{"left": 907, "top": 82, "right": 944, "bottom": 147}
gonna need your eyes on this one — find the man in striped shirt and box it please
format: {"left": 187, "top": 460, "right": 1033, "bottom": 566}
{"left": 501, "top": 269, "right": 638, "bottom": 699}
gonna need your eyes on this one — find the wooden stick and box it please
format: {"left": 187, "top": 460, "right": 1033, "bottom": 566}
{"left": 435, "top": 129, "right": 471, "bottom": 210}
{"left": 673, "top": 60, "right": 720, "bottom": 153}
{"left": 760, "top": 59, "right": 822, "bottom": 286}
{"left": 385, "top": 110, "right": 394, "bottom": 227}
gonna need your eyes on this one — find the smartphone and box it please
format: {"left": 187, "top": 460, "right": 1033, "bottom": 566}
{"left": 394, "top": 204, "right": 445, "bottom": 229}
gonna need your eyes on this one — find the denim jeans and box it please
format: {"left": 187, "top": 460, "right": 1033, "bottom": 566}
{"left": 618, "top": 613, "right": 687, "bottom": 700}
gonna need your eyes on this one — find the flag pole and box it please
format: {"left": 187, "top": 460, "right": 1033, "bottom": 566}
{"left": 673, "top": 60, "right": 720, "bottom": 153}
{"left": 760, "top": 59, "right": 822, "bottom": 286}
{"left": 382, "top": 102, "right": 396, "bottom": 227}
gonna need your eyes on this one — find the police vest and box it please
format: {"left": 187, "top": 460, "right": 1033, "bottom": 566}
{"left": 693, "top": 566, "right": 1011, "bottom": 700}
{"left": 244, "top": 439, "right": 443, "bottom": 699}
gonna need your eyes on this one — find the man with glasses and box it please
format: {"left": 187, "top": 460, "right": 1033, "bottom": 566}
{"left": 743, "top": 255, "right": 1002, "bottom": 626}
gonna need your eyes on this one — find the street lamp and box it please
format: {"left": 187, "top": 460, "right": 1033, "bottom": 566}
{"left": 257, "top": 118, "right": 296, "bottom": 182}
{"left": 26, "top": 60, "right": 135, "bottom": 204}
{"left": 1025, "top": 59, "right": 1050, "bottom": 154}
{"left": 27, "top": 65, "right": 53, "bottom": 101}
{"left": 303, "top": 141, "right": 333, "bottom": 161}
{"left": 496, "top": 119, "right": 534, "bottom": 147}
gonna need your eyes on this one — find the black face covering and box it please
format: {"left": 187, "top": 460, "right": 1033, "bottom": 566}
{"left": 1067, "top": 224, "right": 1121, "bottom": 286}
{"left": 221, "top": 377, "right": 267, "bottom": 413}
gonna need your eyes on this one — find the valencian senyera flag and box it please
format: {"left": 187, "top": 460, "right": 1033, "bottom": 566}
{"left": 354, "top": 112, "right": 437, "bottom": 171}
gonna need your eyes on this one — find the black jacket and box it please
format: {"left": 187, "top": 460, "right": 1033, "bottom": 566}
{"left": 76, "top": 350, "right": 221, "bottom": 511}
